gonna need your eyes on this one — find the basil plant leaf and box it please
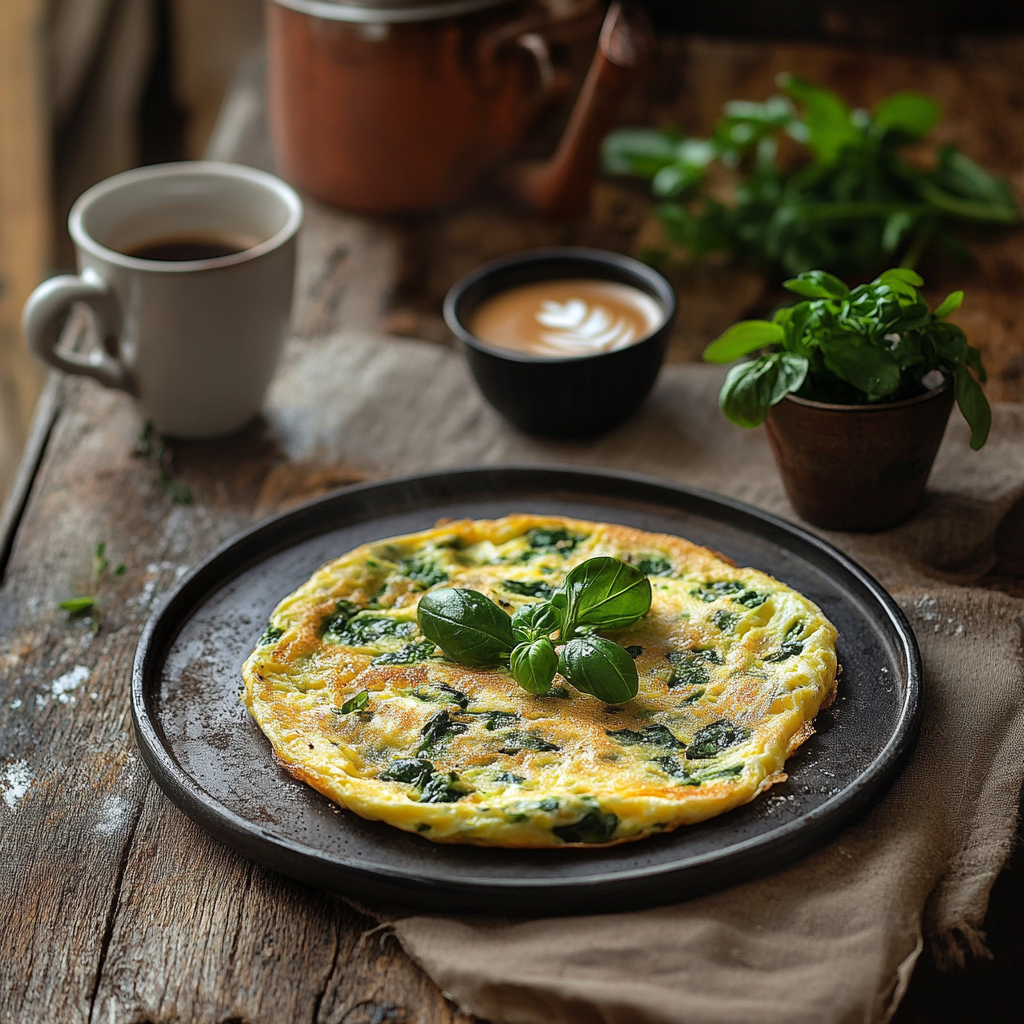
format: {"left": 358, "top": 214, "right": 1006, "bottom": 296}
{"left": 934, "top": 146, "right": 1020, "bottom": 220}
{"left": 965, "top": 345, "right": 988, "bottom": 384}
{"left": 558, "top": 636, "right": 639, "bottom": 705}
{"left": 954, "top": 367, "right": 992, "bottom": 451}
{"left": 782, "top": 269, "right": 849, "bottom": 299}
{"left": 416, "top": 588, "right": 514, "bottom": 667}
{"left": 781, "top": 74, "right": 860, "bottom": 164}
{"left": 822, "top": 337, "right": 901, "bottom": 397}
{"left": 558, "top": 557, "right": 652, "bottom": 635}
{"left": 652, "top": 162, "right": 704, "bottom": 199}
{"left": 719, "top": 352, "right": 808, "bottom": 428}
{"left": 510, "top": 639, "right": 558, "bottom": 695}
{"left": 601, "top": 128, "right": 679, "bottom": 177}
{"left": 703, "top": 320, "right": 784, "bottom": 363}
{"left": 933, "top": 290, "right": 963, "bottom": 319}
{"left": 872, "top": 91, "right": 940, "bottom": 139}
{"left": 876, "top": 267, "right": 924, "bottom": 289}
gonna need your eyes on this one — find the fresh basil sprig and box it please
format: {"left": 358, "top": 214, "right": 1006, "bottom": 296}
{"left": 416, "top": 557, "right": 652, "bottom": 703}
{"left": 704, "top": 267, "right": 991, "bottom": 449}
{"left": 602, "top": 75, "right": 1019, "bottom": 278}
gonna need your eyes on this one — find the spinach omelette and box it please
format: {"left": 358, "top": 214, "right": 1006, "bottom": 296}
{"left": 242, "top": 515, "right": 838, "bottom": 848}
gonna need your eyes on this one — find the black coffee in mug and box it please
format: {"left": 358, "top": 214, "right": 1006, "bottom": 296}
{"left": 123, "top": 232, "right": 260, "bottom": 261}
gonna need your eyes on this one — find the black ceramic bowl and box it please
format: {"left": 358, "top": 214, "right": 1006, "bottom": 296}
{"left": 443, "top": 247, "right": 677, "bottom": 436}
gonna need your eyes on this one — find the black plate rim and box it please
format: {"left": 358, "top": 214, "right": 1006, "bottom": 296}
{"left": 132, "top": 465, "right": 921, "bottom": 904}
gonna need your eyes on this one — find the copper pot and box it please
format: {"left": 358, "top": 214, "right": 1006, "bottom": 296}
{"left": 267, "top": 0, "right": 649, "bottom": 216}
{"left": 764, "top": 385, "right": 955, "bottom": 532}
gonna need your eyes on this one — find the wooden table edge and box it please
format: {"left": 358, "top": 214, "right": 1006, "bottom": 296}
{"left": 0, "top": 371, "right": 63, "bottom": 584}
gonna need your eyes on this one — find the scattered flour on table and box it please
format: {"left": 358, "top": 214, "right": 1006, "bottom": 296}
{"left": 135, "top": 562, "right": 190, "bottom": 609}
{"left": 50, "top": 664, "right": 91, "bottom": 704}
{"left": 2, "top": 761, "right": 32, "bottom": 809}
{"left": 95, "top": 793, "right": 128, "bottom": 836}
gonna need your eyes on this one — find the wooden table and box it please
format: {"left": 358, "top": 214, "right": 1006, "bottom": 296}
{"left": 2, "top": 35, "right": 1023, "bottom": 1024}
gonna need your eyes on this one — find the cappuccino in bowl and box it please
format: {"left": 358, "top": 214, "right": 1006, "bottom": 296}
{"left": 444, "top": 247, "right": 677, "bottom": 437}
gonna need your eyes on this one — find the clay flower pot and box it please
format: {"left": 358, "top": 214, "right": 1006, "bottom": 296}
{"left": 764, "top": 383, "right": 955, "bottom": 531}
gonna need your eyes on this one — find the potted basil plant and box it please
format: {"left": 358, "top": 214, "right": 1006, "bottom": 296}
{"left": 703, "top": 268, "right": 990, "bottom": 530}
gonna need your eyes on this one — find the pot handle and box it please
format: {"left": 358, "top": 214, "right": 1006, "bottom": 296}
{"left": 507, "top": 2, "right": 653, "bottom": 219}
{"left": 477, "top": 0, "right": 603, "bottom": 99}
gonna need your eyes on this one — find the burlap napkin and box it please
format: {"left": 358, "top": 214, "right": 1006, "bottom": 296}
{"left": 294, "top": 349, "right": 1023, "bottom": 1024}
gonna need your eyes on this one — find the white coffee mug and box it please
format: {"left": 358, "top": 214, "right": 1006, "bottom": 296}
{"left": 22, "top": 161, "right": 303, "bottom": 437}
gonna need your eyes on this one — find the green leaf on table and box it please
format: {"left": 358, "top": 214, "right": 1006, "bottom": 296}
{"left": 719, "top": 352, "right": 809, "bottom": 428}
{"left": 954, "top": 367, "right": 992, "bottom": 451}
{"left": 873, "top": 91, "right": 940, "bottom": 139}
{"left": 416, "top": 588, "right": 515, "bottom": 667}
{"left": 703, "top": 320, "right": 784, "bottom": 363}
{"left": 919, "top": 148, "right": 1020, "bottom": 224}
{"left": 557, "top": 636, "right": 639, "bottom": 705}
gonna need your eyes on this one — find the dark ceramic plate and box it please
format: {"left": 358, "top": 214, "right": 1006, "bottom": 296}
{"left": 132, "top": 466, "right": 921, "bottom": 915}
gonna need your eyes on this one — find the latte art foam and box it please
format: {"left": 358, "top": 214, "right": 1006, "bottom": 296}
{"left": 468, "top": 279, "right": 664, "bottom": 358}
{"left": 536, "top": 297, "right": 639, "bottom": 353}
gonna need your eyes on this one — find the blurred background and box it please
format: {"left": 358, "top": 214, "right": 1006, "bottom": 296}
{"left": 1, "top": 0, "right": 1023, "bottom": 503}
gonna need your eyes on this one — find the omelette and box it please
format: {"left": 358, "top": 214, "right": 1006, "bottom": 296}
{"left": 242, "top": 515, "right": 838, "bottom": 847}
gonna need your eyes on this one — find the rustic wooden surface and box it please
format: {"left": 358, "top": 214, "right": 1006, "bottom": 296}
{"left": 2, "top": 32, "right": 1024, "bottom": 1024}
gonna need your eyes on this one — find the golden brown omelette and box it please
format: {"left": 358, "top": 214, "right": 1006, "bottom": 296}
{"left": 242, "top": 515, "right": 838, "bottom": 847}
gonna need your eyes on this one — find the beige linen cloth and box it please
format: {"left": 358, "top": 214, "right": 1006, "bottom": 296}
{"left": 268, "top": 336, "right": 1024, "bottom": 1024}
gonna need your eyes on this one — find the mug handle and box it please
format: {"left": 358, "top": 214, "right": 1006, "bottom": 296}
{"left": 22, "top": 268, "right": 132, "bottom": 392}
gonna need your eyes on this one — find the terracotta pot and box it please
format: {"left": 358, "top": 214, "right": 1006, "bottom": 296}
{"left": 764, "top": 384, "right": 955, "bottom": 532}
{"left": 266, "top": 0, "right": 649, "bottom": 216}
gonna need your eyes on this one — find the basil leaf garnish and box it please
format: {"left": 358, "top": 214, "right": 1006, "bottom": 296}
{"left": 413, "top": 557, "right": 650, "bottom": 702}
{"left": 557, "top": 557, "right": 652, "bottom": 635}
{"left": 416, "top": 588, "right": 515, "bottom": 666}
{"left": 510, "top": 638, "right": 557, "bottom": 695}
{"left": 558, "top": 635, "right": 639, "bottom": 704}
